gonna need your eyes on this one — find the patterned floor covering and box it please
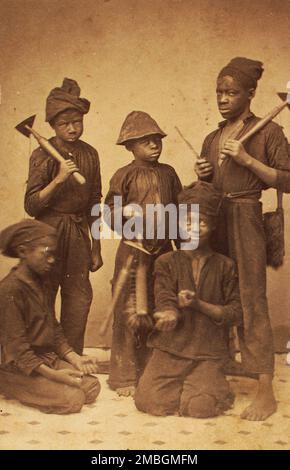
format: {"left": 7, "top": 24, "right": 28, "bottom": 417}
{"left": 0, "top": 352, "right": 289, "bottom": 450}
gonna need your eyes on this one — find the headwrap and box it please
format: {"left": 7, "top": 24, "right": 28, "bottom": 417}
{"left": 218, "top": 57, "right": 264, "bottom": 90}
{"left": 116, "top": 111, "right": 166, "bottom": 145}
{"left": 45, "top": 78, "right": 90, "bottom": 123}
{"left": 178, "top": 181, "right": 222, "bottom": 217}
{"left": 0, "top": 220, "right": 57, "bottom": 258}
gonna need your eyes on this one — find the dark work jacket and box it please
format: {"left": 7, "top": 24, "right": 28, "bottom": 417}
{"left": 0, "top": 266, "right": 72, "bottom": 376}
{"left": 24, "top": 137, "right": 102, "bottom": 219}
{"left": 148, "top": 250, "right": 243, "bottom": 360}
{"left": 201, "top": 113, "right": 290, "bottom": 195}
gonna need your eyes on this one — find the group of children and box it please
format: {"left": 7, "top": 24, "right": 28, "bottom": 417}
{"left": 1, "top": 57, "right": 290, "bottom": 421}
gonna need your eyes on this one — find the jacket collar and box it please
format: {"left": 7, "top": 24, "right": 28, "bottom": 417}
{"left": 218, "top": 111, "right": 256, "bottom": 129}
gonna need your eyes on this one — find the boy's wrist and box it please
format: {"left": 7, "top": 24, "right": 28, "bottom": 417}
{"left": 244, "top": 153, "right": 254, "bottom": 168}
{"left": 54, "top": 176, "right": 65, "bottom": 185}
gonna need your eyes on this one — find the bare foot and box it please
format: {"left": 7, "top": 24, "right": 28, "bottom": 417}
{"left": 241, "top": 374, "right": 277, "bottom": 421}
{"left": 116, "top": 386, "right": 136, "bottom": 397}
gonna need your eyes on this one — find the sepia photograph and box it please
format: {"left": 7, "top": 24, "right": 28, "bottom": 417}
{"left": 0, "top": 0, "right": 290, "bottom": 458}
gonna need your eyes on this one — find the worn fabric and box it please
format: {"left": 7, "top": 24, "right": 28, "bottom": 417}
{"left": 149, "top": 250, "right": 242, "bottom": 359}
{"left": 45, "top": 78, "right": 90, "bottom": 123}
{"left": 200, "top": 115, "right": 290, "bottom": 374}
{"left": 178, "top": 181, "right": 221, "bottom": 216}
{"left": 116, "top": 111, "right": 166, "bottom": 145}
{"left": 135, "top": 349, "right": 234, "bottom": 418}
{"left": 0, "top": 266, "right": 73, "bottom": 375}
{"left": 105, "top": 161, "right": 181, "bottom": 389}
{"left": 0, "top": 219, "right": 57, "bottom": 258}
{"left": 105, "top": 160, "right": 182, "bottom": 253}
{"left": 0, "top": 359, "right": 100, "bottom": 414}
{"left": 24, "top": 137, "right": 102, "bottom": 354}
{"left": 201, "top": 114, "right": 290, "bottom": 195}
{"left": 218, "top": 57, "right": 264, "bottom": 89}
{"left": 108, "top": 241, "right": 168, "bottom": 390}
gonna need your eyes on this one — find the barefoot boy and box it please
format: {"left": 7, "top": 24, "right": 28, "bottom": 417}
{"left": 195, "top": 58, "right": 290, "bottom": 419}
{"left": 105, "top": 111, "right": 182, "bottom": 396}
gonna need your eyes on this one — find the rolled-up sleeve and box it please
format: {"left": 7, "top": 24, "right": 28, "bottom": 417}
{"left": 276, "top": 169, "right": 290, "bottom": 193}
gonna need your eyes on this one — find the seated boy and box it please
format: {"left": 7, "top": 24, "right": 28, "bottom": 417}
{"left": 135, "top": 181, "right": 243, "bottom": 418}
{"left": 0, "top": 219, "right": 100, "bottom": 414}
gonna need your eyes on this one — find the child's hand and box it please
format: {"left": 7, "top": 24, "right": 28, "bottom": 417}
{"left": 74, "top": 356, "right": 99, "bottom": 375}
{"left": 55, "top": 159, "right": 80, "bottom": 184}
{"left": 222, "top": 140, "right": 251, "bottom": 167}
{"left": 194, "top": 158, "right": 213, "bottom": 179}
{"left": 154, "top": 310, "right": 178, "bottom": 331}
{"left": 127, "top": 313, "right": 153, "bottom": 332}
{"left": 51, "top": 368, "right": 83, "bottom": 387}
{"left": 90, "top": 251, "right": 103, "bottom": 272}
{"left": 65, "top": 351, "right": 99, "bottom": 374}
{"left": 178, "top": 290, "right": 197, "bottom": 308}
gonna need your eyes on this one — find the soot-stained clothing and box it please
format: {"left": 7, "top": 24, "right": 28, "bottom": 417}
{"left": 0, "top": 266, "right": 100, "bottom": 414}
{"left": 201, "top": 114, "right": 290, "bottom": 374}
{"left": 135, "top": 249, "right": 241, "bottom": 417}
{"left": 24, "top": 137, "right": 102, "bottom": 354}
{"left": 105, "top": 160, "right": 182, "bottom": 390}
{"left": 149, "top": 250, "right": 242, "bottom": 359}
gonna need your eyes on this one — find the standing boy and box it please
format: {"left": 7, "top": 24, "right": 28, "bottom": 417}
{"left": 105, "top": 111, "right": 182, "bottom": 396}
{"left": 0, "top": 220, "right": 100, "bottom": 414}
{"left": 25, "top": 78, "right": 103, "bottom": 355}
{"left": 195, "top": 57, "right": 290, "bottom": 420}
{"left": 135, "top": 182, "right": 242, "bottom": 418}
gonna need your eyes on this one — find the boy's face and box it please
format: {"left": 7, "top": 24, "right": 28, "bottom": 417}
{"left": 180, "top": 211, "right": 215, "bottom": 248}
{"left": 20, "top": 236, "right": 57, "bottom": 277}
{"left": 128, "top": 134, "right": 162, "bottom": 163}
{"left": 52, "top": 109, "right": 84, "bottom": 143}
{"left": 216, "top": 75, "right": 254, "bottom": 120}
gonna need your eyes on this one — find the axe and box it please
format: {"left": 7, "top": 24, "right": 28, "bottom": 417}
{"left": 238, "top": 92, "right": 290, "bottom": 145}
{"left": 15, "top": 115, "right": 86, "bottom": 185}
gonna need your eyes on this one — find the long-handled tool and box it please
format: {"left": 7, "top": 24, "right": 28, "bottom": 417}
{"left": 238, "top": 92, "right": 290, "bottom": 145}
{"left": 15, "top": 115, "right": 86, "bottom": 185}
{"left": 99, "top": 242, "right": 153, "bottom": 337}
{"left": 175, "top": 126, "right": 200, "bottom": 159}
{"left": 99, "top": 252, "right": 135, "bottom": 337}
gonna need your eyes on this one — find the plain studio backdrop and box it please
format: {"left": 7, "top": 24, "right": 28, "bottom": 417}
{"left": 0, "top": 0, "right": 290, "bottom": 349}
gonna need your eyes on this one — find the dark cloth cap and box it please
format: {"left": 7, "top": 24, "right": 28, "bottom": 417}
{"left": 218, "top": 57, "right": 264, "bottom": 89}
{"left": 178, "top": 181, "right": 222, "bottom": 217}
{"left": 0, "top": 220, "right": 57, "bottom": 258}
{"left": 116, "top": 111, "right": 167, "bottom": 145}
{"left": 46, "top": 78, "right": 90, "bottom": 123}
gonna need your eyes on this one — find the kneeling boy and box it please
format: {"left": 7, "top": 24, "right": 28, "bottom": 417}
{"left": 135, "top": 182, "right": 242, "bottom": 418}
{"left": 0, "top": 220, "right": 100, "bottom": 414}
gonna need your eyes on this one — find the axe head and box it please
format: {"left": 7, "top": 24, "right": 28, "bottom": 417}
{"left": 277, "top": 92, "right": 290, "bottom": 109}
{"left": 15, "top": 115, "right": 36, "bottom": 137}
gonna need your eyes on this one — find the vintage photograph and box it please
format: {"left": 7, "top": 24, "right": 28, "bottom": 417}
{"left": 0, "top": 0, "right": 289, "bottom": 453}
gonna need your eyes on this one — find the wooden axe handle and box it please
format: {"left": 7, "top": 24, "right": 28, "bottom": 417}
{"left": 26, "top": 125, "right": 86, "bottom": 185}
{"left": 239, "top": 101, "right": 288, "bottom": 145}
{"left": 38, "top": 137, "right": 86, "bottom": 185}
{"left": 99, "top": 253, "right": 135, "bottom": 337}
